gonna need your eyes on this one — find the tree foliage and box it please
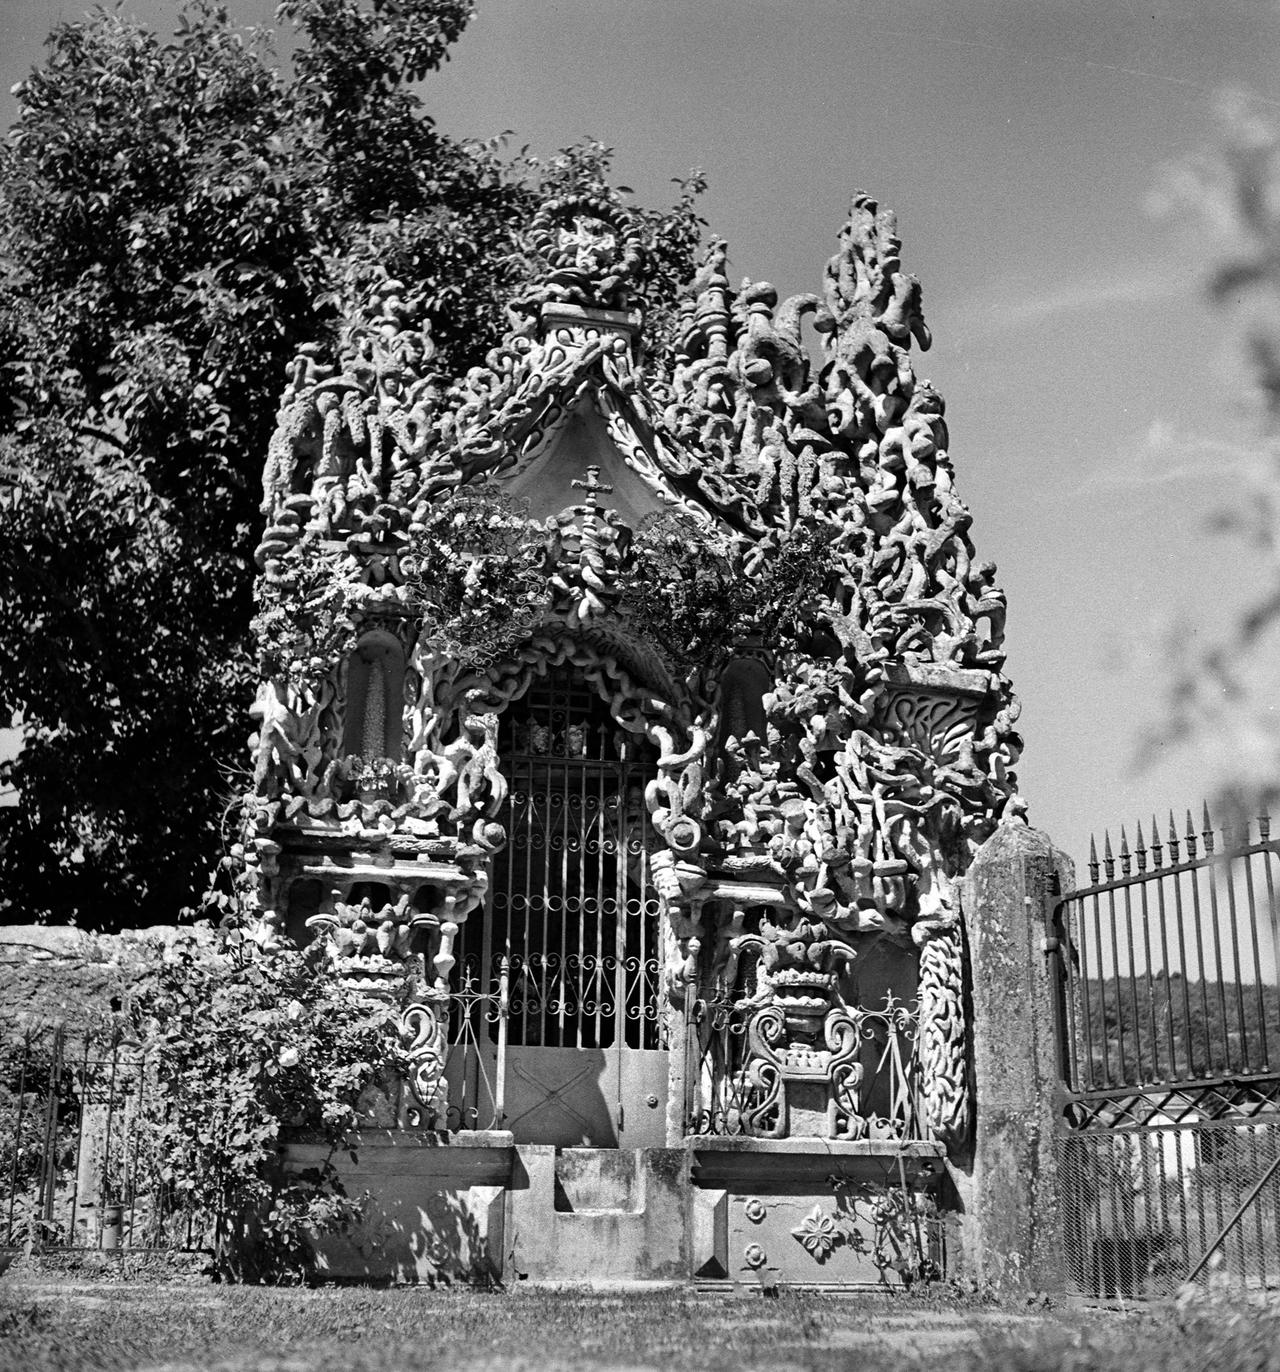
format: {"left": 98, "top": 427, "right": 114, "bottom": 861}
{"left": 1151, "top": 105, "right": 1280, "bottom": 818}
{"left": 0, "top": 0, "right": 704, "bottom": 926}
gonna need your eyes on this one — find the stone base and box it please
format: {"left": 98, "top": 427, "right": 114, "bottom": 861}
{"left": 281, "top": 1130, "right": 512, "bottom": 1285}
{"left": 690, "top": 1137, "right": 946, "bottom": 1288}
{"left": 282, "top": 1130, "right": 948, "bottom": 1288}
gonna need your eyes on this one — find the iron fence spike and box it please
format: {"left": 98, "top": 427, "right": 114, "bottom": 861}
{"left": 1203, "top": 800, "right": 1216, "bottom": 853}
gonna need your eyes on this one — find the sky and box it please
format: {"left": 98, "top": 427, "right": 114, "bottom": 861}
{"left": 3, "top": 0, "right": 1279, "bottom": 875}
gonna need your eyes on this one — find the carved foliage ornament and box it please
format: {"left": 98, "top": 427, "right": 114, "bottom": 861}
{"left": 244, "top": 190, "right": 1024, "bottom": 1155}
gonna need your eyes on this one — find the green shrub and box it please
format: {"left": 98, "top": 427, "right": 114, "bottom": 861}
{"left": 128, "top": 932, "right": 409, "bottom": 1282}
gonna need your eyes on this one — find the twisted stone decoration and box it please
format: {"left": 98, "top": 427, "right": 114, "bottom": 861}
{"left": 243, "top": 189, "right": 1021, "bottom": 1152}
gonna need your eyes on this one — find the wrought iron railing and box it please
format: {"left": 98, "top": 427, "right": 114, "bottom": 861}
{"left": 1053, "top": 802, "right": 1280, "bottom": 1295}
{"left": 1056, "top": 806, "right": 1280, "bottom": 1105}
{"left": 0, "top": 1025, "right": 208, "bottom": 1253}
{"left": 442, "top": 957, "right": 509, "bottom": 1131}
{"left": 683, "top": 994, "right": 924, "bottom": 1141}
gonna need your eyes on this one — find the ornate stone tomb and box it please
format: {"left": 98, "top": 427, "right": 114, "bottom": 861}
{"left": 243, "top": 189, "right": 1024, "bottom": 1283}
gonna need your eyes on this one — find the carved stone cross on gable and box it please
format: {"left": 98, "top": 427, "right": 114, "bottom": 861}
{"left": 571, "top": 464, "right": 614, "bottom": 511}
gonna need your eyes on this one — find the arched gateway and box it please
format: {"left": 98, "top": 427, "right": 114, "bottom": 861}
{"left": 244, "top": 191, "right": 1024, "bottom": 1285}
{"left": 447, "top": 658, "right": 668, "bottom": 1146}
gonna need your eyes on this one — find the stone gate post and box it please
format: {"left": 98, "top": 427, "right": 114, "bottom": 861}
{"left": 952, "top": 819, "right": 1074, "bottom": 1290}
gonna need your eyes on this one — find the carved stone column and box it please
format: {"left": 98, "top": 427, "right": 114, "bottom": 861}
{"left": 951, "top": 820, "right": 1073, "bottom": 1290}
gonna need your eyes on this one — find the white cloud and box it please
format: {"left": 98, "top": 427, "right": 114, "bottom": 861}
{"left": 938, "top": 263, "right": 1186, "bottom": 349}
{"left": 1076, "top": 418, "right": 1272, "bottom": 496}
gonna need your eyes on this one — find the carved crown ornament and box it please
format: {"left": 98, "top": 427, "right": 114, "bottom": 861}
{"left": 239, "top": 189, "right": 1023, "bottom": 1148}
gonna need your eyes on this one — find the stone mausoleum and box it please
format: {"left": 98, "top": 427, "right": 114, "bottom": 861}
{"left": 241, "top": 190, "right": 1045, "bottom": 1287}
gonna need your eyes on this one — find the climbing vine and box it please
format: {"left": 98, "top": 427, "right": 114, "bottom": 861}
{"left": 402, "top": 489, "right": 554, "bottom": 669}
{"left": 251, "top": 544, "right": 369, "bottom": 687}
{"left": 619, "top": 513, "right": 839, "bottom": 673}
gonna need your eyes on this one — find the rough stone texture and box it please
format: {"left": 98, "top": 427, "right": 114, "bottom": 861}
{"left": 241, "top": 190, "right": 1023, "bottom": 1149}
{"left": 952, "top": 821, "right": 1074, "bottom": 1289}
{"left": 0, "top": 925, "right": 211, "bottom": 1030}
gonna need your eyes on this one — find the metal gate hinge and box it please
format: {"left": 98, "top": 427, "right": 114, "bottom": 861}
{"left": 1041, "top": 936, "right": 1060, "bottom": 953}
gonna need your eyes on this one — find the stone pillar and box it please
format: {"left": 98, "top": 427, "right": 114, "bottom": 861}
{"left": 951, "top": 820, "right": 1073, "bottom": 1290}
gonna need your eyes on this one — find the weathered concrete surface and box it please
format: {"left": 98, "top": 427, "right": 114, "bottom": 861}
{"left": 285, "top": 1133, "right": 949, "bottom": 1287}
{"left": 281, "top": 1130, "right": 513, "bottom": 1285}
{"left": 508, "top": 1146, "right": 691, "bottom": 1283}
{"left": 689, "top": 1138, "right": 946, "bottom": 1286}
{"left": 952, "top": 820, "right": 1074, "bottom": 1290}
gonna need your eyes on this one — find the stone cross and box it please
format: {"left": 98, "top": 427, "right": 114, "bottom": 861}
{"left": 571, "top": 465, "right": 613, "bottom": 510}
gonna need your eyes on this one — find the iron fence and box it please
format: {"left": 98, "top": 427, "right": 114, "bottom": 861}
{"left": 1058, "top": 1121, "right": 1280, "bottom": 1297}
{"left": 0, "top": 1025, "right": 209, "bottom": 1253}
{"left": 1053, "top": 803, "right": 1280, "bottom": 1296}
{"left": 1058, "top": 807, "right": 1280, "bottom": 1097}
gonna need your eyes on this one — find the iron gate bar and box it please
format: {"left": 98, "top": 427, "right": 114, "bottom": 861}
{"left": 1055, "top": 803, "right": 1280, "bottom": 1295}
{"left": 6, "top": 1033, "right": 30, "bottom": 1241}
{"left": 1201, "top": 829, "right": 1235, "bottom": 1073}
{"left": 1168, "top": 823, "right": 1198, "bottom": 1081}
{"left": 38, "top": 1027, "right": 63, "bottom": 1228}
{"left": 1151, "top": 840, "right": 1180, "bottom": 1077}
{"left": 1134, "top": 836, "right": 1159, "bottom": 1083}
{"left": 445, "top": 665, "right": 662, "bottom": 1141}
{"left": 1263, "top": 824, "right": 1280, "bottom": 1016}
{"left": 1241, "top": 840, "right": 1270, "bottom": 1068}
{"left": 1184, "top": 1150, "right": 1280, "bottom": 1284}
{"left": 65, "top": 1033, "right": 90, "bottom": 1239}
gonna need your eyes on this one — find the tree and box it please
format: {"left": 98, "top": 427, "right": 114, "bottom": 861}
{"left": 1151, "top": 103, "right": 1280, "bottom": 822}
{"left": 0, "top": 0, "right": 704, "bottom": 927}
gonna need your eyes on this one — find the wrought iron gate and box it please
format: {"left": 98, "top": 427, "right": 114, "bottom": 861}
{"left": 445, "top": 667, "right": 667, "bottom": 1145}
{"left": 1052, "top": 807, "right": 1280, "bottom": 1296}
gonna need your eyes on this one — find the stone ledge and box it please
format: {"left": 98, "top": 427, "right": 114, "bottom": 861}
{"left": 284, "top": 1128, "right": 514, "bottom": 1149}
{"left": 882, "top": 661, "right": 994, "bottom": 697}
{"left": 686, "top": 1135, "right": 944, "bottom": 1157}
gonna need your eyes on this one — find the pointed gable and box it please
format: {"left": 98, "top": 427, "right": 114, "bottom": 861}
{"left": 498, "top": 395, "right": 670, "bottom": 526}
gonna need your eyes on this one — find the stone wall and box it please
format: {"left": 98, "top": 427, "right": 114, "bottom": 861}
{"left": 0, "top": 924, "right": 213, "bottom": 1030}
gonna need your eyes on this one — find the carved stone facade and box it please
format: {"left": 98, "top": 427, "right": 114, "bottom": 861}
{"left": 243, "top": 189, "right": 1022, "bottom": 1173}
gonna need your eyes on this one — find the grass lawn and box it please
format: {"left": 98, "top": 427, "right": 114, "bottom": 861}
{"left": 0, "top": 1276, "right": 1269, "bottom": 1372}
